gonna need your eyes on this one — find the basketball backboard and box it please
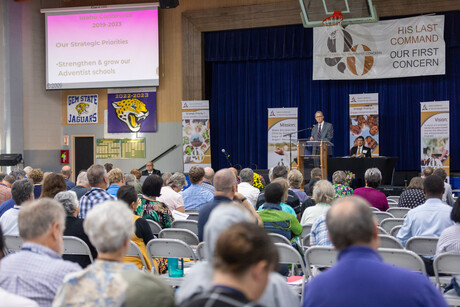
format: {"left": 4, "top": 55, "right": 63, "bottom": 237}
{"left": 299, "top": 0, "right": 378, "bottom": 27}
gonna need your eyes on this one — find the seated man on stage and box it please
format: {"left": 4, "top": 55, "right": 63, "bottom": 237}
{"left": 350, "top": 136, "right": 371, "bottom": 158}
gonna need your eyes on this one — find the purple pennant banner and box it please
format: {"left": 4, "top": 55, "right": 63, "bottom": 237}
{"left": 107, "top": 92, "right": 157, "bottom": 133}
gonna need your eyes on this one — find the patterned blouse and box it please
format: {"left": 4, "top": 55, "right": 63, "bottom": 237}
{"left": 333, "top": 184, "right": 354, "bottom": 199}
{"left": 136, "top": 195, "right": 174, "bottom": 228}
{"left": 398, "top": 189, "right": 425, "bottom": 209}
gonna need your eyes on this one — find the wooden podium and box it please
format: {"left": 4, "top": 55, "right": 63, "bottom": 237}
{"left": 297, "top": 140, "right": 333, "bottom": 180}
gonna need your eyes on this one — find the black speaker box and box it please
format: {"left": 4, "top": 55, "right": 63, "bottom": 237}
{"left": 159, "top": 0, "right": 179, "bottom": 9}
{"left": 0, "top": 154, "right": 23, "bottom": 166}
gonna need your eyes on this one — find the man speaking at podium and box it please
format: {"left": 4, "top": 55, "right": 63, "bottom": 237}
{"left": 310, "top": 111, "right": 333, "bottom": 143}
{"left": 350, "top": 136, "right": 372, "bottom": 158}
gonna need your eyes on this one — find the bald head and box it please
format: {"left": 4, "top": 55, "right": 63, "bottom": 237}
{"left": 204, "top": 167, "right": 215, "bottom": 183}
{"left": 214, "top": 169, "right": 237, "bottom": 195}
{"left": 61, "top": 165, "right": 72, "bottom": 178}
{"left": 326, "top": 196, "right": 377, "bottom": 251}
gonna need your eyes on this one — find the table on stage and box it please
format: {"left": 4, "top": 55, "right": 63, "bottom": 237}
{"left": 327, "top": 157, "right": 398, "bottom": 186}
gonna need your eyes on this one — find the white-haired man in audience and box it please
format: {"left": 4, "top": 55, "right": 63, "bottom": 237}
{"left": 0, "top": 179, "right": 34, "bottom": 235}
{"left": 53, "top": 201, "right": 174, "bottom": 306}
{"left": 0, "top": 198, "right": 81, "bottom": 306}
{"left": 237, "top": 168, "right": 260, "bottom": 208}
{"left": 302, "top": 196, "right": 448, "bottom": 307}
{"left": 70, "top": 171, "right": 90, "bottom": 200}
{"left": 78, "top": 164, "right": 116, "bottom": 219}
{"left": 158, "top": 172, "right": 187, "bottom": 213}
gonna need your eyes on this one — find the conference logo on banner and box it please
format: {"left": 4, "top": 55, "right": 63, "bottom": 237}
{"left": 67, "top": 94, "right": 98, "bottom": 124}
{"left": 313, "top": 15, "right": 445, "bottom": 80}
{"left": 421, "top": 101, "right": 449, "bottom": 177}
{"left": 107, "top": 92, "right": 156, "bottom": 133}
{"left": 182, "top": 101, "right": 211, "bottom": 172}
{"left": 268, "top": 108, "right": 298, "bottom": 169}
{"left": 349, "top": 93, "right": 379, "bottom": 156}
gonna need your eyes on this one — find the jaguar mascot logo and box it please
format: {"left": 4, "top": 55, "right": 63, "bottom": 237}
{"left": 112, "top": 99, "right": 149, "bottom": 132}
{"left": 75, "top": 103, "right": 90, "bottom": 115}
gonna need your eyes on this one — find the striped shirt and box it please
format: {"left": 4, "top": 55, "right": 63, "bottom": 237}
{"left": 78, "top": 187, "right": 116, "bottom": 219}
{"left": 436, "top": 223, "right": 460, "bottom": 281}
{"left": 181, "top": 184, "right": 214, "bottom": 210}
{"left": 0, "top": 242, "right": 81, "bottom": 307}
{"left": 310, "top": 214, "right": 332, "bottom": 246}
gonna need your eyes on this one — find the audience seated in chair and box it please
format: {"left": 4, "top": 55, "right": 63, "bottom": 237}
{"left": 157, "top": 172, "right": 187, "bottom": 213}
{"left": 69, "top": 172, "right": 90, "bottom": 200}
{"left": 117, "top": 185, "right": 154, "bottom": 272}
{"left": 106, "top": 168, "right": 125, "bottom": 197}
{"left": 0, "top": 198, "right": 81, "bottom": 306}
{"left": 301, "top": 180, "right": 335, "bottom": 225}
{"left": 138, "top": 175, "right": 174, "bottom": 228}
{"left": 302, "top": 196, "right": 448, "bottom": 307}
{"left": 54, "top": 191, "right": 97, "bottom": 268}
{"left": 181, "top": 166, "right": 214, "bottom": 210}
{"left": 53, "top": 201, "right": 174, "bottom": 307}
{"left": 179, "top": 222, "right": 278, "bottom": 307}
{"left": 0, "top": 179, "right": 34, "bottom": 235}
{"left": 353, "top": 168, "right": 389, "bottom": 211}
{"left": 176, "top": 203, "right": 300, "bottom": 307}
{"left": 398, "top": 177, "right": 425, "bottom": 209}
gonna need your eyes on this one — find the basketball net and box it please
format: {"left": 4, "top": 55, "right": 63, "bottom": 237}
{"left": 322, "top": 11, "right": 344, "bottom": 39}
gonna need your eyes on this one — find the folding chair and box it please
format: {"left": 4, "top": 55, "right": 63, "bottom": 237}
{"left": 275, "top": 243, "right": 308, "bottom": 299}
{"left": 377, "top": 226, "right": 388, "bottom": 235}
{"left": 146, "top": 220, "right": 162, "bottom": 236}
{"left": 195, "top": 241, "right": 206, "bottom": 261}
{"left": 268, "top": 233, "right": 291, "bottom": 245}
{"left": 146, "top": 239, "right": 197, "bottom": 287}
{"left": 187, "top": 213, "right": 199, "bottom": 221}
{"left": 304, "top": 246, "right": 338, "bottom": 278}
{"left": 62, "top": 236, "right": 94, "bottom": 263}
{"left": 390, "top": 225, "right": 402, "bottom": 237}
{"left": 3, "top": 235, "right": 24, "bottom": 255}
{"left": 185, "top": 209, "right": 199, "bottom": 213}
{"left": 378, "top": 235, "right": 404, "bottom": 249}
{"left": 387, "top": 199, "right": 398, "bottom": 208}
{"left": 370, "top": 206, "right": 380, "bottom": 212}
{"left": 159, "top": 228, "right": 199, "bottom": 246}
{"left": 433, "top": 252, "right": 460, "bottom": 305}
{"left": 387, "top": 196, "right": 400, "bottom": 202}
{"left": 301, "top": 224, "right": 312, "bottom": 237}
{"left": 127, "top": 240, "right": 150, "bottom": 271}
{"left": 380, "top": 218, "right": 405, "bottom": 234}
{"left": 378, "top": 248, "right": 426, "bottom": 274}
{"left": 406, "top": 236, "right": 439, "bottom": 258}
{"left": 387, "top": 207, "right": 410, "bottom": 218}
{"left": 302, "top": 234, "right": 310, "bottom": 249}
{"left": 171, "top": 220, "right": 198, "bottom": 235}
{"left": 374, "top": 212, "right": 394, "bottom": 224}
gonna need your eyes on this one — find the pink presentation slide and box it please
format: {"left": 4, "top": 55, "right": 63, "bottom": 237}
{"left": 46, "top": 9, "right": 159, "bottom": 88}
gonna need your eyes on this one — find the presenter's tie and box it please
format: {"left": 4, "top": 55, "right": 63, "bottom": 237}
{"left": 357, "top": 146, "right": 361, "bottom": 155}
{"left": 317, "top": 124, "right": 321, "bottom": 140}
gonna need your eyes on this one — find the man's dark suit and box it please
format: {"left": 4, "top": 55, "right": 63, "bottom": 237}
{"left": 350, "top": 145, "right": 372, "bottom": 157}
{"left": 311, "top": 121, "right": 334, "bottom": 142}
{"left": 141, "top": 169, "right": 161, "bottom": 177}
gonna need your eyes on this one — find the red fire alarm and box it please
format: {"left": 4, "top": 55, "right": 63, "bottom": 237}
{"left": 60, "top": 150, "right": 69, "bottom": 164}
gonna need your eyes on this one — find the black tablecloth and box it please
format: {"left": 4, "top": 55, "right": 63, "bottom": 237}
{"left": 327, "top": 157, "right": 398, "bottom": 186}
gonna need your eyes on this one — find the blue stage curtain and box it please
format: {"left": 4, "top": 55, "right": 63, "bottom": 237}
{"left": 204, "top": 12, "right": 460, "bottom": 171}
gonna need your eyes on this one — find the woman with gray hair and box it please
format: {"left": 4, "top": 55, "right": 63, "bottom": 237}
{"left": 353, "top": 168, "right": 389, "bottom": 211}
{"left": 332, "top": 170, "right": 353, "bottom": 199}
{"left": 54, "top": 191, "right": 97, "bottom": 268}
{"left": 287, "top": 170, "right": 307, "bottom": 203}
{"left": 157, "top": 172, "right": 187, "bottom": 213}
{"left": 53, "top": 201, "right": 175, "bottom": 306}
{"left": 300, "top": 180, "right": 335, "bottom": 225}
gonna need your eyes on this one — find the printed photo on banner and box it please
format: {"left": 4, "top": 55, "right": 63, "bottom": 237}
{"left": 349, "top": 93, "right": 379, "bottom": 156}
{"left": 313, "top": 15, "right": 445, "bottom": 80}
{"left": 182, "top": 101, "right": 211, "bottom": 172}
{"left": 67, "top": 94, "right": 98, "bottom": 124}
{"left": 267, "top": 108, "right": 298, "bottom": 169}
{"left": 107, "top": 92, "right": 156, "bottom": 133}
{"left": 420, "top": 101, "right": 449, "bottom": 175}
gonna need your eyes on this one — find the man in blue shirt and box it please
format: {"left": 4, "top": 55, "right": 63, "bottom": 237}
{"left": 303, "top": 196, "right": 448, "bottom": 307}
{"left": 397, "top": 174, "right": 454, "bottom": 246}
{"left": 62, "top": 165, "right": 76, "bottom": 190}
{"left": 198, "top": 168, "right": 260, "bottom": 241}
{"left": 181, "top": 166, "right": 214, "bottom": 210}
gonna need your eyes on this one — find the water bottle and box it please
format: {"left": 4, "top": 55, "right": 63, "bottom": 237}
{"left": 168, "top": 258, "right": 184, "bottom": 277}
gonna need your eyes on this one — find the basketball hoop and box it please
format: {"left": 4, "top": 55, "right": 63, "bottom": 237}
{"left": 322, "top": 11, "right": 344, "bottom": 39}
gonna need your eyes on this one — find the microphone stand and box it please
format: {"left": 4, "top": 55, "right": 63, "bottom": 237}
{"left": 222, "top": 150, "right": 232, "bottom": 167}
{"left": 283, "top": 128, "right": 309, "bottom": 170}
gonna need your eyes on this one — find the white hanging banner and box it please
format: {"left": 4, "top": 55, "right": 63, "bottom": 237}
{"left": 267, "top": 108, "right": 298, "bottom": 169}
{"left": 313, "top": 15, "right": 445, "bottom": 80}
{"left": 421, "top": 101, "right": 450, "bottom": 177}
